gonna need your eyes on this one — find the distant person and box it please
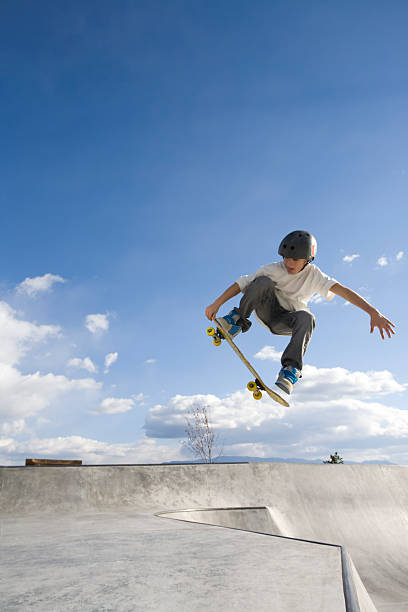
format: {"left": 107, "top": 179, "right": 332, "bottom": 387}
{"left": 205, "top": 230, "right": 395, "bottom": 396}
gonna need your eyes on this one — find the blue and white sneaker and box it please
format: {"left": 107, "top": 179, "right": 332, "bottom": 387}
{"left": 218, "top": 307, "right": 249, "bottom": 339}
{"left": 275, "top": 365, "right": 301, "bottom": 395}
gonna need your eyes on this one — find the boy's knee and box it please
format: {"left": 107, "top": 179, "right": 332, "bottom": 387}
{"left": 296, "top": 310, "right": 315, "bottom": 330}
{"left": 248, "top": 276, "right": 276, "bottom": 291}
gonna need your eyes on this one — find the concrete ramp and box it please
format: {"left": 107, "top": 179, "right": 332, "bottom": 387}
{"left": 1, "top": 463, "right": 407, "bottom": 610}
{"left": 158, "top": 507, "right": 377, "bottom": 611}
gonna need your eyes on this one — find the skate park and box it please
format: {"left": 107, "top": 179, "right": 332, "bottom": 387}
{"left": 1, "top": 461, "right": 408, "bottom": 611}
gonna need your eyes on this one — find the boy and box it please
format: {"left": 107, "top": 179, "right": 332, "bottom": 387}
{"left": 205, "top": 230, "right": 395, "bottom": 395}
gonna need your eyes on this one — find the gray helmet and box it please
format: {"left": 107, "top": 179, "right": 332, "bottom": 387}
{"left": 278, "top": 230, "right": 317, "bottom": 261}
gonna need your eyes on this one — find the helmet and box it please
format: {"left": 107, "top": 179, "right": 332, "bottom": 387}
{"left": 278, "top": 230, "right": 317, "bottom": 261}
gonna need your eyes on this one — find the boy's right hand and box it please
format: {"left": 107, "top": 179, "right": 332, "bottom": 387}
{"left": 205, "top": 303, "right": 219, "bottom": 321}
{"left": 205, "top": 283, "right": 240, "bottom": 321}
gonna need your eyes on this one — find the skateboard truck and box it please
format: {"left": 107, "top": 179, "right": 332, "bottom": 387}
{"left": 206, "top": 325, "right": 223, "bottom": 346}
{"left": 246, "top": 378, "right": 265, "bottom": 400}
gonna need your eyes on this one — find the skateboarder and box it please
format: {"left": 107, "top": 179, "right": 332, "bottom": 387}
{"left": 205, "top": 230, "right": 396, "bottom": 396}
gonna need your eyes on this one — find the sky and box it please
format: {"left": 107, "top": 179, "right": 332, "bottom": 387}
{"left": 1, "top": 0, "right": 407, "bottom": 465}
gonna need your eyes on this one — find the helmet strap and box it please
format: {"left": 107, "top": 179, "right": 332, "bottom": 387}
{"left": 301, "top": 257, "right": 314, "bottom": 270}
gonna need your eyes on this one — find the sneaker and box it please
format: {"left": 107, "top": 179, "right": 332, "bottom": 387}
{"left": 275, "top": 365, "right": 301, "bottom": 395}
{"left": 218, "top": 308, "right": 251, "bottom": 338}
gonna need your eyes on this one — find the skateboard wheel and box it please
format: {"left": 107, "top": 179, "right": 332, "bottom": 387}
{"left": 213, "top": 338, "right": 221, "bottom": 346}
{"left": 253, "top": 390, "right": 262, "bottom": 400}
{"left": 247, "top": 381, "right": 257, "bottom": 392}
{"left": 207, "top": 327, "right": 215, "bottom": 336}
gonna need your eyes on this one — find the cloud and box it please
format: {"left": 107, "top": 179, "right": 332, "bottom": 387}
{"left": 2, "top": 362, "right": 407, "bottom": 465}
{"left": 0, "top": 362, "right": 100, "bottom": 421}
{"left": 85, "top": 313, "right": 110, "bottom": 334}
{"left": 16, "top": 273, "right": 66, "bottom": 296}
{"left": 343, "top": 254, "right": 360, "bottom": 263}
{"left": 0, "top": 300, "right": 101, "bottom": 427}
{"left": 308, "top": 294, "right": 325, "bottom": 304}
{"left": 68, "top": 357, "right": 98, "bottom": 374}
{"left": 0, "top": 435, "right": 182, "bottom": 466}
{"left": 132, "top": 393, "right": 145, "bottom": 402}
{"left": 143, "top": 365, "right": 408, "bottom": 463}
{"left": 396, "top": 251, "right": 404, "bottom": 261}
{"left": 297, "top": 365, "right": 405, "bottom": 400}
{"left": 145, "top": 391, "right": 285, "bottom": 439}
{"left": 92, "top": 397, "right": 135, "bottom": 415}
{"left": 145, "top": 358, "right": 157, "bottom": 364}
{"left": 377, "top": 257, "right": 388, "bottom": 267}
{"left": 104, "top": 352, "right": 118, "bottom": 373}
{"left": 254, "top": 346, "right": 282, "bottom": 361}
{"left": 0, "top": 419, "right": 27, "bottom": 436}
{"left": 0, "top": 301, "right": 61, "bottom": 366}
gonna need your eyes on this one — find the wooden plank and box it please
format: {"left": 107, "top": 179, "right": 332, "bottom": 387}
{"left": 25, "top": 458, "right": 82, "bottom": 466}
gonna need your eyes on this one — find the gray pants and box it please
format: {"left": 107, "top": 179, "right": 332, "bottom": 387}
{"left": 236, "top": 276, "right": 315, "bottom": 371}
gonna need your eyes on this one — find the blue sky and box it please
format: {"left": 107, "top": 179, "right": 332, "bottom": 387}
{"left": 1, "top": 0, "right": 407, "bottom": 465}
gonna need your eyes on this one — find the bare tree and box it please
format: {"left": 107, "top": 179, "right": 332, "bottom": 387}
{"left": 182, "top": 403, "right": 223, "bottom": 463}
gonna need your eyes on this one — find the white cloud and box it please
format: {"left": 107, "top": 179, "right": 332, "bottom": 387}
{"left": 0, "top": 300, "right": 101, "bottom": 427}
{"left": 0, "top": 435, "right": 182, "bottom": 466}
{"left": 254, "top": 346, "right": 282, "bottom": 362}
{"left": 396, "top": 251, "right": 404, "bottom": 261}
{"left": 0, "top": 362, "right": 100, "bottom": 421}
{"left": 130, "top": 393, "right": 146, "bottom": 407}
{"left": 68, "top": 357, "right": 98, "bottom": 374}
{"left": 85, "top": 313, "right": 110, "bottom": 334}
{"left": 2, "top": 361, "right": 407, "bottom": 465}
{"left": 298, "top": 365, "right": 405, "bottom": 400}
{"left": 309, "top": 294, "right": 324, "bottom": 304}
{"left": 377, "top": 256, "right": 388, "bottom": 267}
{"left": 144, "top": 365, "right": 408, "bottom": 463}
{"left": 16, "top": 273, "right": 66, "bottom": 296}
{"left": 92, "top": 397, "right": 135, "bottom": 415}
{"left": 104, "top": 352, "right": 118, "bottom": 373}
{"left": 0, "top": 419, "right": 27, "bottom": 436}
{"left": 145, "top": 391, "right": 285, "bottom": 439}
{"left": 0, "top": 301, "right": 61, "bottom": 366}
{"left": 132, "top": 393, "right": 146, "bottom": 402}
{"left": 343, "top": 254, "right": 360, "bottom": 263}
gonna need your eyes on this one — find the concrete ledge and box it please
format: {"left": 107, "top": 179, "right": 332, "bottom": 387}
{"left": 25, "top": 458, "right": 83, "bottom": 466}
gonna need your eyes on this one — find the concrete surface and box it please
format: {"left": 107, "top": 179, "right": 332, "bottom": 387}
{"left": 1, "top": 511, "right": 346, "bottom": 611}
{"left": 157, "top": 507, "right": 376, "bottom": 611}
{"left": 1, "top": 463, "right": 407, "bottom": 611}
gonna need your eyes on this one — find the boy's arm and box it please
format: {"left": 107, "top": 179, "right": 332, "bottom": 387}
{"left": 205, "top": 282, "right": 241, "bottom": 321}
{"left": 330, "top": 283, "right": 396, "bottom": 339}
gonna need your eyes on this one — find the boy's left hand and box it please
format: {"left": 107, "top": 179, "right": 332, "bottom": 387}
{"left": 370, "top": 312, "right": 396, "bottom": 339}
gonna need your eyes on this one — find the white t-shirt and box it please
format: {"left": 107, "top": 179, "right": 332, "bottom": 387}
{"left": 236, "top": 262, "right": 337, "bottom": 313}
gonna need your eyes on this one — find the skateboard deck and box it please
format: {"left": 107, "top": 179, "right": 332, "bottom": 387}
{"left": 207, "top": 317, "right": 289, "bottom": 408}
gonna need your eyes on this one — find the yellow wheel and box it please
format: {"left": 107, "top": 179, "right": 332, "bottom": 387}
{"left": 213, "top": 338, "right": 221, "bottom": 346}
{"left": 253, "top": 390, "right": 262, "bottom": 400}
{"left": 207, "top": 327, "right": 215, "bottom": 336}
{"left": 247, "top": 381, "right": 257, "bottom": 392}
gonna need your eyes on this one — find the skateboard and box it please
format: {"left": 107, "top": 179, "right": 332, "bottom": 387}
{"left": 206, "top": 317, "right": 290, "bottom": 407}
